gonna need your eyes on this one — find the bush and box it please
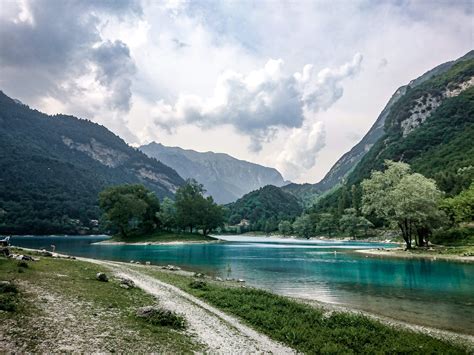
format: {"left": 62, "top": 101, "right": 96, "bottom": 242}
{"left": 431, "top": 227, "right": 474, "bottom": 246}
{"left": 0, "top": 281, "right": 19, "bottom": 312}
{"left": 189, "top": 280, "right": 208, "bottom": 290}
{"left": 137, "top": 306, "right": 186, "bottom": 330}
{"left": 17, "top": 261, "right": 29, "bottom": 268}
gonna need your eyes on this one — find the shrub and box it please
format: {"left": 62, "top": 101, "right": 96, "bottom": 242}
{"left": 17, "top": 261, "right": 29, "bottom": 268}
{"left": 0, "top": 281, "right": 19, "bottom": 312}
{"left": 137, "top": 306, "right": 186, "bottom": 330}
{"left": 189, "top": 280, "right": 208, "bottom": 290}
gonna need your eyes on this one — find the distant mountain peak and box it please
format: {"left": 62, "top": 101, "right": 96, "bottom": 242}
{"left": 140, "top": 141, "right": 287, "bottom": 204}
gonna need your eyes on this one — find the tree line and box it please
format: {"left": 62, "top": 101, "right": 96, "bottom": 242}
{"left": 99, "top": 179, "right": 224, "bottom": 238}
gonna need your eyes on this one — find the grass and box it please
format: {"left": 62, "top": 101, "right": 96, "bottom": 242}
{"left": 0, "top": 251, "right": 202, "bottom": 353}
{"left": 140, "top": 268, "right": 470, "bottom": 354}
{"left": 107, "top": 230, "right": 218, "bottom": 244}
{"left": 137, "top": 307, "right": 186, "bottom": 330}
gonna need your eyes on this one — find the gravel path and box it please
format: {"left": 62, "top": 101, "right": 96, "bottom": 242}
{"left": 87, "top": 258, "right": 295, "bottom": 354}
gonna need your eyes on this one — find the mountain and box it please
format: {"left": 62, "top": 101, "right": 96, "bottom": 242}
{"left": 317, "top": 50, "right": 474, "bottom": 192}
{"left": 140, "top": 142, "right": 287, "bottom": 204}
{"left": 313, "top": 51, "right": 474, "bottom": 213}
{"left": 284, "top": 50, "right": 474, "bottom": 206}
{"left": 0, "top": 91, "right": 184, "bottom": 234}
{"left": 227, "top": 185, "right": 302, "bottom": 230}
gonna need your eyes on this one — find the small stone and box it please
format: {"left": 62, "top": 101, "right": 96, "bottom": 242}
{"left": 215, "top": 277, "right": 223, "bottom": 282}
{"left": 237, "top": 279, "right": 245, "bottom": 283}
{"left": 120, "top": 284, "right": 130, "bottom": 289}
{"left": 145, "top": 261, "right": 151, "bottom": 265}
{"left": 130, "top": 260, "right": 134, "bottom": 263}
{"left": 120, "top": 278, "right": 135, "bottom": 288}
{"left": 96, "top": 272, "right": 108, "bottom": 282}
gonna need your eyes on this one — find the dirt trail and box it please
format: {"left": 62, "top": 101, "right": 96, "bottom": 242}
{"left": 85, "top": 258, "right": 295, "bottom": 354}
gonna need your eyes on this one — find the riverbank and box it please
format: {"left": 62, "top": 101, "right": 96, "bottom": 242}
{"left": 355, "top": 246, "right": 474, "bottom": 263}
{"left": 95, "top": 231, "right": 220, "bottom": 245}
{"left": 1, "top": 248, "right": 471, "bottom": 353}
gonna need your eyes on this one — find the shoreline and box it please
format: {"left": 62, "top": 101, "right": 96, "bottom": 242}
{"left": 93, "top": 239, "right": 222, "bottom": 246}
{"left": 354, "top": 247, "right": 474, "bottom": 263}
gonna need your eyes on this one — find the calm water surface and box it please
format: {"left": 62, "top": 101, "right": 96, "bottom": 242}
{"left": 10, "top": 235, "right": 474, "bottom": 335}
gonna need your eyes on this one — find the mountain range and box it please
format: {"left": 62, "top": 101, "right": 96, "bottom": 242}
{"left": 0, "top": 92, "right": 184, "bottom": 234}
{"left": 140, "top": 142, "right": 287, "bottom": 204}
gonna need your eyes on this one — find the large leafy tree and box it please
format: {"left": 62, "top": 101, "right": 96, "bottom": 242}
{"left": 361, "top": 161, "right": 443, "bottom": 249}
{"left": 292, "top": 214, "right": 314, "bottom": 239}
{"left": 175, "top": 179, "right": 223, "bottom": 234}
{"left": 158, "top": 197, "right": 177, "bottom": 230}
{"left": 99, "top": 184, "right": 160, "bottom": 238}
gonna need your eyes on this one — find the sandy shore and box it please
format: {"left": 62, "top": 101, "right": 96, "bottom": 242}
{"left": 354, "top": 247, "right": 474, "bottom": 263}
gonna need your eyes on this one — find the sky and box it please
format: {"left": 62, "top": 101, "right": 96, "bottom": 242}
{"left": 0, "top": 0, "right": 472, "bottom": 183}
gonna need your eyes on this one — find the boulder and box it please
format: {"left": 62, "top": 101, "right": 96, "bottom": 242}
{"left": 215, "top": 277, "right": 223, "bottom": 282}
{"left": 120, "top": 278, "right": 135, "bottom": 288}
{"left": 163, "top": 265, "right": 181, "bottom": 271}
{"left": 145, "top": 261, "right": 151, "bottom": 265}
{"left": 96, "top": 272, "right": 108, "bottom": 282}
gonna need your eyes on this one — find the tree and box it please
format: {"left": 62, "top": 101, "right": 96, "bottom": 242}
{"left": 99, "top": 184, "right": 160, "bottom": 238}
{"left": 361, "top": 161, "right": 443, "bottom": 249}
{"left": 315, "top": 213, "right": 337, "bottom": 236}
{"left": 292, "top": 214, "right": 314, "bottom": 239}
{"left": 440, "top": 183, "right": 474, "bottom": 224}
{"left": 339, "top": 208, "right": 373, "bottom": 239}
{"left": 175, "top": 179, "right": 206, "bottom": 233}
{"left": 175, "top": 179, "right": 224, "bottom": 235}
{"left": 198, "top": 196, "right": 224, "bottom": 235}
{"left": 278, "top": 220, "right": 293, "bottom": 236}
{"left": 158, "top": 197, "right": 177, "bottom": 230}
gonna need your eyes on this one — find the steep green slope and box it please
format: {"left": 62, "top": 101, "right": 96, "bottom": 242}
{"left": 0, "top": 92, "right": 184, "bottom": 234}
{"left": 227, "top": 185, "right": 302, "bottom": 230}
{"left": 313, "top": 56, "right": 474, "bottom": 214}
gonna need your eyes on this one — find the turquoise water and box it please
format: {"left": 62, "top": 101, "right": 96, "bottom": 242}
{"left": 9, "top": 235, "right": 474, "bottom": 334}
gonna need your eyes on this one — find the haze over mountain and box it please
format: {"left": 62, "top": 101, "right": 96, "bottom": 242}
{"left": 140, "top": 142, "right": 287, "bottom": 204}
{"left": 0, "top": 92, "right": 184, "bottom": 234}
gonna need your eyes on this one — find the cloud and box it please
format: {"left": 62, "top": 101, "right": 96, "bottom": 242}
{"left": 378, "top": 58, "right": 388, "bottom": 69}
{"left": 151, "top": 54, "right": 362, "bottom": 151}
{"left": 92, "top": 40, "right": 137, "bottom": 112}
{"left": 276, "top": 121, "right": 326, "bottom": 181}
{"left": 0, "top": 0, "right": 140, "bottom": 117}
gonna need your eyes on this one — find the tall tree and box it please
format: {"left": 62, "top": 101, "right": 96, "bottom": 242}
{"left": 361, "top": 161, "right": 443, "bottom": 249}
{"left": 293, "top": 214, "right": 314, "bottom": 239}
{"left": 99, "top": 184, "right": 160, "bottom": 238}
{"left": 175, "top": 179, "right": 206, "bottom": 233}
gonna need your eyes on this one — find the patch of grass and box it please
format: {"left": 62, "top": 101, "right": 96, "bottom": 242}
{"left": 108, "top": 231, "right": 218, "bottom": 244}
{"left": 0, "top": 254, "right": 201, "bottom": 353}
{"left": 138, "top": 307, "right": 186, "bottom": 330}
{"left": 141, "top": 268, "right": 469, "bottom": 354}
{"left": 17, "top": 261, "right": 29, "bottom": 268}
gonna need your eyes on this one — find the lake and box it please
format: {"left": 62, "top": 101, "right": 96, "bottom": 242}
{"left": 9, "top": 235, "right": 474, "bottom": 335}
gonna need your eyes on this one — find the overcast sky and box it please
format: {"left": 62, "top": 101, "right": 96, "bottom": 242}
{"left": 1, "top": 0, "right": 472, "bottom": 182}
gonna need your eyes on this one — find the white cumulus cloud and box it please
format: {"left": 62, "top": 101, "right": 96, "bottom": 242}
{"left": 150, "top": 53, "right": 362, "bottom": 152}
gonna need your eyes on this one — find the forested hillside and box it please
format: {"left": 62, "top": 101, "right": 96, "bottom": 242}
{"left": 313, "top": 55, "right": 474, "bottom": 214}
{"left": 227, "top": 185, "right": 302, "bottom": 232}
{"left": 0, "top": 92, "right": 184, "bottom": 234}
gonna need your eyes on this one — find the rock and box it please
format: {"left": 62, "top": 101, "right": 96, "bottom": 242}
{"left": 163, "top": 265, "right": 181, "bottom": 271}
{"left": 39, "top": 250, "right": 53, "bottom": 257}
{"left": 130, "top": 260, "right": 134, "bottom": 263}
{"left": 215, "top": 277, "right": 223, "bottom": 282}
{"left": 21, "top": 255, "right": 35, "bottom": 261}
{"left": 237, "top": 279, "right": 245, "bottom": 283}
{"left": 120, "top": 284, "right": 130, "bottom": 289}
{"left": 194, "top": 272, "right": 205, "bottom": 278}
{"left": 67, "top": 255, "right": 76, "bottom": 260}
{"left": 96, "top": 272, "right": 108, "bottom": 282}
{"left": 225, "top": 277, "right": 234, "bottom": 281}
{"left": 120, "top": 278, "right": 135, "bottom": 288}
{"left": 145, "top": 261, "right": 151, "bottom": 265}
{"left": 135, "top": 261, "right": 141, "bottom": 265}
{"left": 136, "top": 306, "right": 156, "bottom": 318}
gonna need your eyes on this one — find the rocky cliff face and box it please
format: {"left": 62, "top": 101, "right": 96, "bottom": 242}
{"left": 140, "top": 142, "right": 287, "bottom": 204}
{"left": 316, "top": 50, "right": 474, "bottom": 192}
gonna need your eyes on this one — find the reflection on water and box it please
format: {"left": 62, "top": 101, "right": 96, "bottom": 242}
{"left": 10, "top": 235, "right": 474, "bottom": 335}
